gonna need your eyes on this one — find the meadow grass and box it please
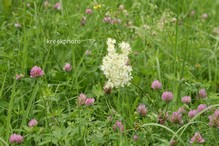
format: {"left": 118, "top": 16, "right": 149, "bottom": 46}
{"left": 0, "top": 0, "right": 219, "bottom": 145}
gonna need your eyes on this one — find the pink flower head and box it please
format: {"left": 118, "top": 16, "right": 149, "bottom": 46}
{"left": 116, "top": 18, "right": 121, "bottom": 24}
{"left": 181, "top": 96, "right": 191, "bottom": 104}
{"left": 54, "top": 2, "right": 61, "bottom": 10}
{"left": 188, "top": 110, "right": 197, "bottom": 118}
{"left": 137, "top": 104, "right": 148, "bottom": 117}
{"left": 213, "top": 27, "right": 219, "bottom": 35}
{"left": 190, "top": 132, "right": 205, "bottom": 144}
{"left": 16, "top": 74, "right": 24, "bottom": 80}
{"left": 63, "top": 63, "right": 72, "bottom": 72}
{"left": 202, "top": 13, "right": 208, "bottom": 19}
{"left": 30, "top": 66, "right": 44, "bottom": 78}
{"left": 197, "top": 104, "right": 207, "bottom": 113}
{"left": 110, "top": 18, "right": 121, "bottom": 25}
{"left": 27, "top": 3, "right": 31, "bottom": 7}
{"left": 208, "top": 115, "right": 219, "bottom": 128}
{"left": 151, "top": 80, "right": 162, "bottom": 90}
{"left": 158, "top": 112, "right": 169, "bottom": 125}
{"left": 162, "top": 91, "right": 173, "bottom": 102}
{"left": 9, "top": 134, "right": 24, "bottom": 144}
{"left": 214, "top": 109, "right": 219, "bottom": 117}
{"left": 44, "top": 1, "right": 50, "bottom": 8}
{"left": 15, "top": 23, "right": 21, "bottom": 28}
{"left": 28, "top": 119, "right": 38, "bottom": 127}
{"left": 119, "top": 4, "right": 124, "bottom": 10}
{"left": 113, "top": 121, "right": 124, "bottom": 132}
{"left": 190, "top": 10, "right": 196, "bottom": 16}
{"left": 170, "top": 112, "right": 183, "bottom": 125}
{"left": 78, "top": 93, "right": 87, "bottom": 105}
{"left": 177, "top": 107, "right": 186, "bottom": 114}
{"left": 85, "top": 50, "right": 91, "bottom": 56}
{"left": 133, "top": 135, "right": 138, "bottom": 141}
{"left": 170, "top": 140, "right": 177, "bottom": 146}
{"left": 198, "top": 89, "right": 207, "bottom": 98}
{"left": 85, "top": 98, "right": 95, "bottom": 106}
{"left": 103, "top": 16, "right": 111, "bottom": 23}
{"left": 85, "top": 8, "right": 92, "bottom": 14}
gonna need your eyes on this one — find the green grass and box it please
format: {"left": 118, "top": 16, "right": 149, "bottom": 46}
{"left": 0, "top": 0, "right": 219, "bottom": 145}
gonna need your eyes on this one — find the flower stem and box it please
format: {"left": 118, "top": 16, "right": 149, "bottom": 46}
{"left": 131, "top": 81, "right": 159, "bottom": 114}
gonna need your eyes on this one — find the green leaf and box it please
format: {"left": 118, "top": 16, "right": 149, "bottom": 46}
{"left": 92, "top": 84, "right": 104, "bottom": 98}
{"left": 89, "top": 132, "right": 106, "bottom": 144}
{"left": 3, "top": 0, "right": 12, "bottom": 10}
{"left": 52, "top": 127, "right": 62, "bottom": 139}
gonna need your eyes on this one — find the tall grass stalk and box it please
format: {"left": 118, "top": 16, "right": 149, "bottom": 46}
{"left": 20, "top": 81, "right": 39, "bottom": 128}
{"left": 5, "top": 79, "right": 16, "bottom": 141}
